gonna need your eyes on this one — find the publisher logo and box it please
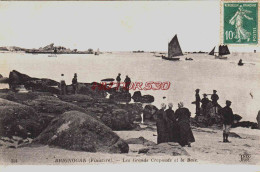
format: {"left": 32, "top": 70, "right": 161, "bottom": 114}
{"left": 239, "top": 153, "right": 251, "bottom": 162}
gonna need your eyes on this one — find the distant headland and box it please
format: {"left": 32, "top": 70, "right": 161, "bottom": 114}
{"left": 0, "top": 43, "right": 94, "bottom": 54}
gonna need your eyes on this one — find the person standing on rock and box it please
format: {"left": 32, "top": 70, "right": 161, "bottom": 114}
{"left": 156, "top": 103, "right": 168, "bottom": 144}
{"left": 116, "top": 73, "right": 121, "bottom": 92}
{"left": 60, "top": 74, "right": 66, "bottom": 95}
{"left": 124, "top": 75, "right": 131, "bottom": 92}
{"left": 201, "top": 94, "right": 210, "bottom": 116}
{"left": 165, "top": 103, "right": 180, "bottom": 142}
{"left": 221, "top": 100, "right": 234, "bottom": 143}
{"left": 72, "top": 73, "right": 78, "bottom": 94}
{"left": 211, "top": 90, "right": 219, "bottom": 113}
{"left": 175, "top": 102, "right": 195, "bottom": 147}
{"left": 257, "top": 110, "right": 260, "bottom": 129}
{"left": 195, "top": 89, "right": 201, "bottom": 115}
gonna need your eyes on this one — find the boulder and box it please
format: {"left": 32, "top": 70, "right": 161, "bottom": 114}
{"left": 146, "top": 142, "right": 190, "bottom": 156}
{"left": 132, "top": 91, "right": 142, "bottom": 102}
{"left": 125, "top": 137, "right": 156, "bottom": 146}
{"left": 22, "top": 95, "right": 86, "bottom": 115}
{"left": 0, "top": 77, "right": 8, "bottom": 84}
{"left": 77, "top": 83, "right": 107, "bottom": 98}
{"left": 8, "top": 70, "right": 59, "bottom": 94}
{"left": 109, "top": 92, "right": 131, "bottom": 102}
{"left": 32, "top": 111, "right": 129, "bottom": 153}
{"left": 0, "top": 74, "right": 2, "bottom": 78}
{"left": 100, "top": 108, "right": 137, "bottom": 130}
{"left": 232, "top": 121, "right": 258, "bottom": 129}
{"left": 0, "top": 98, "right": 42, "bottom": 138}
{"left": 132, "top": 91, "right": 154, "bottom": 103}
{"left": 140, "top": 95, "right": 154, "bottom": 103}
{"left": 143, "top": 105, "right": 158, "bottom": 121}
{"left": 117, "top": 103, "right": 143, "bottom": 122}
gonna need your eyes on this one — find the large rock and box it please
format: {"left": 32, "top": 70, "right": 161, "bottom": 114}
{"left": 132, "top": 91, "right": 154, "bottom": 103}
{"left": 0, "top": 77, "right": 8, "bottom": 84}
{"left": 32, "top": 111, "right": 129, "bottom": 153}
{"left": 22, "top": 95, "right": 86, "bottom": 115}
{"left": 77, "top": 82, "right": 107, "bottom": 98}
{"left": 146, "top": 142, "right": 190, "bottom": 156}
{"left": 109, "top": 92, "right": 131, "bottom": 102}
{"left": 143, "top": 105, "right": 158, "bottom": 121}
{"left": 9, "top": 70, "right": 59, "bottom": 94}
{"left": 0, "top": 98, "right": 41, "bottom": 138}
{"left": 125, "top": 137, "right": 156, "bottom": 146}
{"left": 100, "top": 108, "right": 137, "bottom": 130}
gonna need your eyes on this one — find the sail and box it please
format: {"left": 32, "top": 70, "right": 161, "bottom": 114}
{"left": 209, "top": 47, "right": 215, "bottom": 56}
{"left": 168, "top": 35, "right": 183, "bottom": 58}
{"left": 219, "top": 45, "right": 230, "bottom": 56}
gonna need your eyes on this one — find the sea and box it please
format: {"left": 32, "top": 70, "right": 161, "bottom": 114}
{"left": 0, "top": 51, "right": 259, "bottom": 122}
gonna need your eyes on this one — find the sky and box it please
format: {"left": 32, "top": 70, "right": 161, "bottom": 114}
{"left": 0, "top": 1, "right": 259, "bottom": 52}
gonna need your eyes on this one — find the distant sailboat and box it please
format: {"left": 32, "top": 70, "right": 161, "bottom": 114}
{"left": 95, "top": 48, "right": 100, "bottom": 55}
{"left": 209, "top": 45, "right": 230, "bottom": 59}
{"left": 162, "top": 35, "right": 183, "bottom": 61}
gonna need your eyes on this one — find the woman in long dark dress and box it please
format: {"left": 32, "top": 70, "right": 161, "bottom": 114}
{"left": 175, "top": 102, "right": 195, "bottom": 147}
{"left": 165, "top": 103, "right": 180, "bottom": 142}
{"left": 155, "top": 103, "right": 168, "bottom": 144}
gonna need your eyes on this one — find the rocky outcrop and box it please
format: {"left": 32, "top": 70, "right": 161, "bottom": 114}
{"left": 145, "top": 142, "right": 190, "bottom": 156}
{"left": 77, "top": 83, "right": 107, "bottom": 98}
{"left": 8, "top": 70, "right": 59, "bottom": 94}
{"left": 109, "top": 92, "right": 131, "bottom": 102}
{"left": 232, "top": 121, "right": 258, "bottom": 129}
{"left": 32, "top": 111, "right": 129, "bottom": 153}
{"left": 143, "top": 105, "right": 158, "bottom": 121}
{"left": 0, "top": 98, "right": 42, "bottom": 138}
{"left": 22, "top": 96, "right": 86, "bottom": 115}
{"left": 100, "top": 108, "right": 137, "bottom": 130}
{"left": 125, "top": 137, "right": 156, "bottom": 146}
{"left": 132, "top": 91, "right": 154, "bottom": 103}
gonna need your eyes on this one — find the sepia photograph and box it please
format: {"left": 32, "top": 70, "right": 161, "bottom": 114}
{"left": 0, "top": 0, "right": 259, "bottom": 169}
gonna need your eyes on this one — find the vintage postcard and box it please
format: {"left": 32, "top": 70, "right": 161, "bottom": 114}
{"left": 0, "top": 0, "right": 259, "bottom": 170}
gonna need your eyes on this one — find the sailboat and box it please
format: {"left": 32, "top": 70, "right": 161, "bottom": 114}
{"left": 94, "top": 48, "right": 100, "bottom": 55}
{"left": 209, "top": 45, "right": 230, "bottom": 59}
{"left": 162, "top": 35, "right": 183, "bottom": 61}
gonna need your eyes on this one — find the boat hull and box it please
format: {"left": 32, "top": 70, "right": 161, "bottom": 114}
{"left": 215, "top": 55, "right": 227, "bottom": 60}
{"left": 162, "top": 56, "right": 180, "bottom": 61}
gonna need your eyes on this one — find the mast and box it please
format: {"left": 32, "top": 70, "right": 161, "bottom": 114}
{"left": 168, "top": 35, "right": 183, "bottom": 58}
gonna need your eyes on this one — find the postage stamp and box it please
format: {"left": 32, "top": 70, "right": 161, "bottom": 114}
{"left": 0, "top": 1, "right": 260, "bottom": 170}
{"left": 221, "top": 0, "right": 259, "bottom": 45}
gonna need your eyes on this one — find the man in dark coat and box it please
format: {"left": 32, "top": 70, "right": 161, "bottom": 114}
{"left": 116, "top": 73, "right": 121, "bottom": 91}
{"left": 175, "top": 102, "right": 195, "bottom": 147}
{"left": 211, "top": 90, "right": 219, "bottom": 113}
{"left": 201, "top": 94, "right": 210, "bottom": 116}
{"left": 156, "top": 103, "right": 168, "bottom": 144}
{"left": 221, "top": 100, "right": 234, "bottom": 143}
{"left": 72, "top": 73, "right": 78, "bottom": 94}
{"left": 165, "top": 103, "right": 180, "bottom": 142}
{"left": 195, "top": 89, "right": 201, "bottom": 115}
{"left": 124, "top": 75, "right": 131, "bottom": 92}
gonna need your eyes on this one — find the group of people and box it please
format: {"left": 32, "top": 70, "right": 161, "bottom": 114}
{"left": 195, "top": 88, "right": 234, "bottom": 143}
{"left": 156, "top": 102, "right": 195, "bottom": 147}
{"left": 195, "top": 89, "right": 219, "bottom": 115}
{"left": 60, "top": 73, "right": 78, "bottom": 95}
{"left": 116, "top": 73, "right": 131, "bottom": 92}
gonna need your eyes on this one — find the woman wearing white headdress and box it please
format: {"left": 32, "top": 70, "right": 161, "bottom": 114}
{"left": 175, "top": 102, "right": 195, "bottom": 147}
{"left": 155, "top": 103, "right": 168, "bottom": 144}
{"left": 165, "top": 103, "right": 180, "bottom": 142}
